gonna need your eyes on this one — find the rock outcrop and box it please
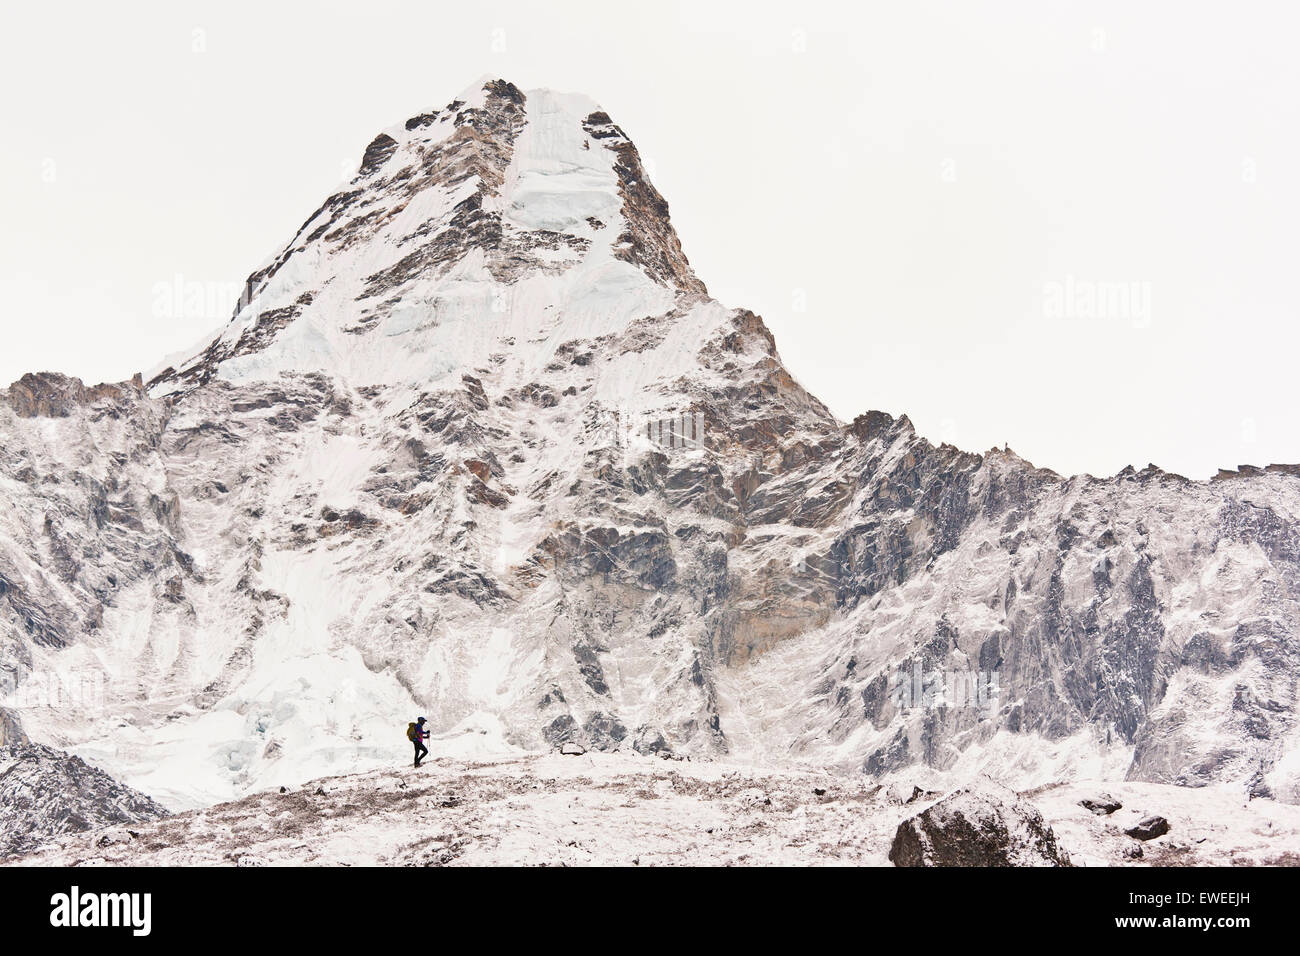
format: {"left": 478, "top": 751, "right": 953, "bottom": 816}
{"left": 3, "top": 371, "right": 144, "bottom": 418}
{"left": 889, "top": 782, "right": 1073, "bottom": 867}
{"left": 0, "top": 743, "right": 168, "bottom": 858}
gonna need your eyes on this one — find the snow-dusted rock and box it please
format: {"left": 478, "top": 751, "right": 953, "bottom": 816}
{"left": 96, "top": 827, "right": 133, "bottom": 847}
{"left": 886, "top": 781, "right": 942, "bottom": 805}
{"left": 1080, "top": 794, "right": 1123, "bottom": 815}
{"left": 0, "top": 743, "right": 167, "bottom": 858}
{"left": 1125, "top": 815, "right": 1171, "bottom": 841}
{"left": 888, "top": 782, "right": 1073, "bottom": 867}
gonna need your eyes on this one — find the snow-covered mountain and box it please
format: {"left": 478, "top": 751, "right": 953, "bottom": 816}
{"left": 2, "top": 78, "right": 1298, "bottom": 818}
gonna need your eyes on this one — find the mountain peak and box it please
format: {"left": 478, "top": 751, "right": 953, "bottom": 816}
{"left": 6, "top": 78, "right": 1300, "bottom": 822}
{"left": 151, "top": 78, "right": 702, "bottom": 395}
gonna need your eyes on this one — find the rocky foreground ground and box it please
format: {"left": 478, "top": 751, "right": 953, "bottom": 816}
{"left": 8, "top": 753, "right": 1300, "bottom": 867}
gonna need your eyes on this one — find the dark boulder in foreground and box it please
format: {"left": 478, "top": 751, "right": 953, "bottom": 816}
{"left": 889, "top": 781, "right": 1073, "bottom": 867}
{"left": 1125, "top": 815, "right": 1170, "bottom": 841}
{"left": 1080, "top": 794, "right": 1123, "bottom": 815}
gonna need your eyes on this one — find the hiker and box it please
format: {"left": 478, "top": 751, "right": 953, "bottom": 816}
{"left": 408, "top": 716, "right": 430, "bottom": 767}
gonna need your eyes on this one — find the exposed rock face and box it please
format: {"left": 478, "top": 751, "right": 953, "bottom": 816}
{"left": 581, "top": 110, "right": 706, "bottom": 295}
{"left": 1, "top": 77, "right": 1299, "bottom": 820}
{"left": 0, "top": 743, "right": 168, "bottom": 858}
{"left": 889, "top": 782, "right": 1073, "bottom": 867}
{"left": 3, "top": 372, "right": 144, "bottom": 418}
{"left": 0, "top": 372, "right": 178, "bottom": 661}
{"left": 0, "top": 708, "right": 26, "bottom": 746}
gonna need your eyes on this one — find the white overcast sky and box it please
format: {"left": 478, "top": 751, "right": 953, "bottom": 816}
{"left": 2, "top": 1, "right": 1297, "bottom": 479}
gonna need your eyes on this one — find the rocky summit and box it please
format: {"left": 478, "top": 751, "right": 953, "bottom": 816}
{"left": 1, "top": 78, "right": 1299, "bottom": 834}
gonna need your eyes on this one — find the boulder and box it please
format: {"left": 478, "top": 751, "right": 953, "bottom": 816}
{"left": 559, "top": 742, "right": 586, "bottom": 756}
{"left": 1080, "top": 794, "right": 1122, "bottom": 815}
{"left": 889, "top": 781, "right": 1073, "bottom": 867}
{"left": 1125, "top": 815, "right": 1170, "bottom": 841}
{"left": 96, "top": 828, "right": 133, "bottom": 847}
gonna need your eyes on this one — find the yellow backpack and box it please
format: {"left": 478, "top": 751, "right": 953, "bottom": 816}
{"left": 406, "top": 722, "right": 418, "bottom": 742}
